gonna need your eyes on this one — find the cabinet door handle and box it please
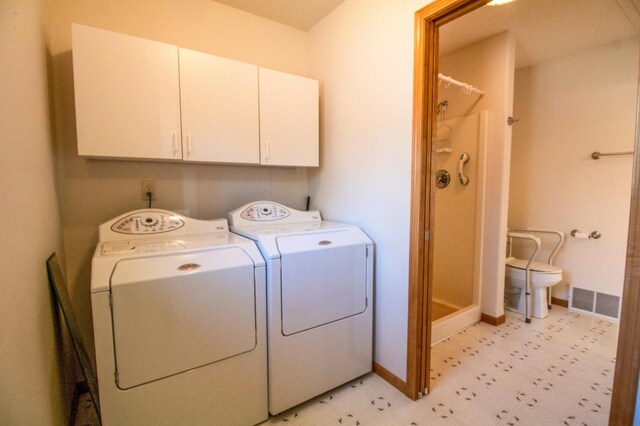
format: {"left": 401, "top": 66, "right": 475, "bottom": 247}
{"left": 173, "top": 132, "right": 179, "bottom": 157}
{"left": 264, "top": 141, "right": 270, "bottom": 160}
{"left": 187, "top": 133, "right": 192, "bottom": 157}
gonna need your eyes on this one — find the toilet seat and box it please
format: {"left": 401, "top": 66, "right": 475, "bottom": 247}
{"left": 505, "top": 257, "right": 563, "bottom": 318}
{"left": 506, "top": 257, "right": 562, "bottom": 274}
{"left": 505, "top": 257, "right": 562, "bottom": 289}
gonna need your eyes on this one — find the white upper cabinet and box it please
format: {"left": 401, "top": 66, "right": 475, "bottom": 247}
{"left": 259, "top": 68, "right": 319, "bottom": 167}
{"left": 179, "top": 49, "right": 260, "bottom": 164}
{"left": 72, "top": 24, "right": 182, "bottom": 160}
{"left": 72, "top": 25, "right": 318, "bottom": 167}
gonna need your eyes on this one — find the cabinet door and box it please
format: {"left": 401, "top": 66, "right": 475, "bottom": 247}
{"left": 72, "top": 24, "right": 182, "bottom": 160}
{"left": 258, "top": 68, "right": 319, "bottom": 167}
{"left": 179, "top": 49, "right": 259, "bottom": 164}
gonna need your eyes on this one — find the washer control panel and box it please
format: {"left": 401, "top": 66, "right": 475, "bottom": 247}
{"left": 110, "top": 211, "right": 185, "bottom": 234}
{"left": 240, "top": 203, "right": 291, "bottom": 221}
{"left": 101, "top": 240, "right": 186, "bottom": 255}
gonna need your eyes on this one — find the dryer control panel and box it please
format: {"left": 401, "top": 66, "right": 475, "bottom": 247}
{"left": 229, "top": 201, "right": 321, "bottom": 227}
{"left": 240, "top": 203, "right": 291, "bottom": 221}
{"left": 111, "top": 211, "right": 185, "bottom": 235}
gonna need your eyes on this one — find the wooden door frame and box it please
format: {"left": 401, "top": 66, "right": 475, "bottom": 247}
{"left": 610, "top": 66, "right": 640, "bottom": 424}
{"left": 406, "top": 0, "right": 489, "bottom": 400}
{"left": 407, "top": 0, "right": 640, "bottom": 421}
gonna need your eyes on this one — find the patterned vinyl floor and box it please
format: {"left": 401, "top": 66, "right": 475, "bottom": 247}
{"left": 75, "top": 307, "right": 617, "bottom": 425}
{"left": 261, "top": 307, "right": 617, "bottom": 426}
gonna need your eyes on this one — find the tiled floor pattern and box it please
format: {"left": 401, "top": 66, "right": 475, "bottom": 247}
{"left": 75, "top": 307, "right": 617, "bottom": 425}
{"left": 262, "top": 307, "right": 617, "bottom": 425}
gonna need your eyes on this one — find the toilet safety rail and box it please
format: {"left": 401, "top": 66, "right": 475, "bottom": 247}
{"left": 506, "top": 232, "right": 540, "bottom": 324}
{"left": 508, "top": 229, "right": 565, "bottom": 265}
{"left": 507, "top": 229, "right": 565, "bottom": 324}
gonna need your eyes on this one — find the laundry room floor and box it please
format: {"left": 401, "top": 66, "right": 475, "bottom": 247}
{"left": 74, "top": 307, "right": 617, "bottom": 425}
{"left": 261, "top": 307, "right": 617, "bottom": 426}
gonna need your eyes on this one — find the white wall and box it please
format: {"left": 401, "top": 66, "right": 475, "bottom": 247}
{"left": 309, "top": 1, "right": 514, "bottom": 381}
{"left": 509, "top": 38, "right": 638, "bottom": 300}
{"left": 48, "top": 0, "right": 312, "bottom": 347}
{"left": 439, "top": 33, "right": 516, "bottom": 318}
{"left": 308, "top": 0, "right": 427, "bottom": 382}
{"left": 309, "top": 0, "right": 513, "bottom": 380}
{"left": 0, "top": 0, "right": 71, "bottom": 423}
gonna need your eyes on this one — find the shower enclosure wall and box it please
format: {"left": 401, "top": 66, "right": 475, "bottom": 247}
{"left": 431, "top": 110, "right": 488, "bottom": 343}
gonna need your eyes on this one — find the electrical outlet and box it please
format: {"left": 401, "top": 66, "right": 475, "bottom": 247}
{"left": 141, "top": 180, "right": 156, "bottom": 201}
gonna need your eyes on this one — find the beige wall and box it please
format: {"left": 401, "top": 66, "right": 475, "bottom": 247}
{"left": 432, "top": 112, "right": 485, "bottom": 310}
{"left": 48, "top": 0, "right": 312, "bottom": 346}
{"left": 438, "top": 32, "right": 516, "bottom": 319}
{"left": 0, "top": 0, "right": 71, "bottom": 423}
{"left": 509, "top": 38, "right": 639, "bottom": 300}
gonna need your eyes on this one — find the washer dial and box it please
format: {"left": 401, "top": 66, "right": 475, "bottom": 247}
{"left": 111, "top": 211, "right": 185, "bottom": 234}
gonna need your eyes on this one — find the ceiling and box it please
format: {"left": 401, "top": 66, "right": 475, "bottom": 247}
{"left": 214, "top": 0, "right": 640, "bottom": 68}
{"left": 441, "top": 0, "right": 640, "bottom": 69}
{"left": 213, "top": 0, "right": 346, "bottom": 31}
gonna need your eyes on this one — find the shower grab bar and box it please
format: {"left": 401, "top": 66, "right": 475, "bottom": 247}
{"left": 591, "top": 151, "right": 634, "bottom": 160}
{"left": 507, "top": 232, "right": 541, "bottom": 324}
{"left": 509, "top": 229, "right": 564, "bottom": 265}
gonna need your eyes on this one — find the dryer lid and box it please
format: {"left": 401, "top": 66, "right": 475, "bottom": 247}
{"left": 506, "top": 257, "right": 562, "bottom": 274}
{"left": 277, "top": 229, "right": 369, "bottom": 336}
{"left": 231, "top": 221, "right": 372, "bottom": 259}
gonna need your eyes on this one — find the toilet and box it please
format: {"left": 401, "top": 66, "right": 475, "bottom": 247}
{"left": 504, "top": 229, "right": 565, "bottom": 320}
{"left": 504, "top": 257, "right": 563, "bottom": 318}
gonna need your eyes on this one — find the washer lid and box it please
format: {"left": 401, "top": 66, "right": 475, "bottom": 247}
{"left": 506, "top": 257, "right": 562, "bottom": 274}
{"left": 110, "top": 247, "right": 257, "bottom": 389}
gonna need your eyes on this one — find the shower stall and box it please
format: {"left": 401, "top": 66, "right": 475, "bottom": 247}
{"left": 431, "top": 106, "right": 488, "bottom": 343}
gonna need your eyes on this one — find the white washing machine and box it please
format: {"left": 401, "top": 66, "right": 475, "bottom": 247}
{"left": 91, "top": 209, "right": 267, "bottom": 425}
{"left": 228, "top": 201, "right": 373, "bottom": 414}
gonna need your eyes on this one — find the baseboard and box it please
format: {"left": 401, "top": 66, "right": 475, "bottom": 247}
{"left": 68, "top": 381, "right": 88, "bottom": 426}
{"left": 481, "top": 313, "right": 506, "bottom": 326}
{"left": 373, "top": 361, "right": 408, "bottom": 396}
{"left": 551, "top": 297, "right": 569, "bottom": 308}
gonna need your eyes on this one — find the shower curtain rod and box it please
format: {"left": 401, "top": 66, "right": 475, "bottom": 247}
{"left": 438, "top": 73, "right": 485, "bottom": 96}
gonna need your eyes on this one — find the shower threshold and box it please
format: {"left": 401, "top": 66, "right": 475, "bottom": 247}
{"left": 431, "top": 304, "right": 482, "bottom": 345}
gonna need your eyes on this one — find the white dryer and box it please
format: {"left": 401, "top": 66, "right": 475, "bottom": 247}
{"left": 91, "top": 209, "right": 267, "bottom": 425}
{"left": 228, "top": 201, "right": 373, "bottom": 414}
